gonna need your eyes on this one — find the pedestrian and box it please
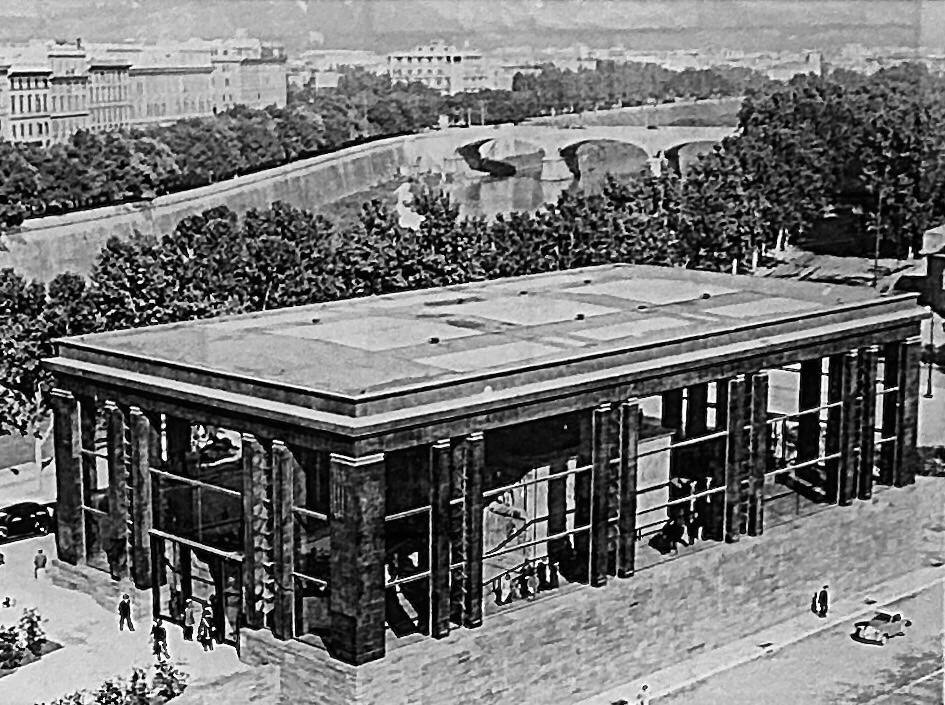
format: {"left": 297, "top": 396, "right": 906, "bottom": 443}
{"left": 636, "top": 683, "right": 650, "bottom": 705}
{"left": 817, "top": 585, "right": 829, "bottom": 618}
{"left": 150, "top": 618, "right": 169, "bottom": 661}
{"left": 548, "top": 560, "right": 560, "bottom": 589}
{"left": 118, "top": 593, "right": 135, "bottom": 631}
{"left": 33, "top": 549, "right": 47, "bottom": 580}
{"left": 197, "top": 611, "right": 214, "bottom": 651}
{"left": 182, "top": 599, "right": 196, "bottom": 641}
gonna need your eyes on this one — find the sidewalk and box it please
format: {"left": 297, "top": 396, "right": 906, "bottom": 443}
{"left": 0, "top": 535, "right": 246, "bottom": 705}
{"left": 576, "top": 563, "right": 945, "bottom": 705}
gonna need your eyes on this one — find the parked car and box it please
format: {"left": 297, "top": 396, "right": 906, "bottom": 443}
{"left": 855, "top": 611, "right": 912, "bottom": 644}
{"left": 0, "top": 502, "right": 54, "bottom": 541}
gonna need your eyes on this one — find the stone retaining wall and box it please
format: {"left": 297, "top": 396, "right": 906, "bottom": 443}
{"left": 0, "top": 129, "right": 488, "bottom": 283}
{"left": 243, "top": 478, "right": 944, "bottom": 705}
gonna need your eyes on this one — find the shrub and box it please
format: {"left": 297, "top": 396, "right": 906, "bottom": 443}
{"left": 0, "top": 624, "right": 24, "bottom": 669}
{"left": 151, "top": 661, "right": 188, "bottom": 701}
{"left": 19, "top": 607, "right": 47, "bottom": 654}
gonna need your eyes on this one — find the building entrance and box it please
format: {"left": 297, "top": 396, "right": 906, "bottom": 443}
{"left": 150, "top": 533, "right": 243, "bottom": 648}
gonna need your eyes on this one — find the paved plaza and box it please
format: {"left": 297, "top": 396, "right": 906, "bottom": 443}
{"left": 0, "top": 535, "right": 247, "bottom": 705}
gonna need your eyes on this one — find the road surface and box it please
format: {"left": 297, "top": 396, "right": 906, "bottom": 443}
{"left": 660, "top": 581, "right": 944, "bottom": 705}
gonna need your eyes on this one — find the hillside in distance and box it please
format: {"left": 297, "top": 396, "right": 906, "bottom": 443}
{"left": 0, "top": 0, "right": 933, "bottom": 54}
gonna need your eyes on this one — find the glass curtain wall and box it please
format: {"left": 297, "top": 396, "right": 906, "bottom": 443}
{"left": 384, "top": 446, "right": 431, "bottom": 637}
{"left": 481, "top": 413, "right": 584, "bottom": 615}
{"left": 291, "top": 446, "right": 331, "bottom": 643}
{"left": 78, "top": 398, "right": 110, "bottom": 573}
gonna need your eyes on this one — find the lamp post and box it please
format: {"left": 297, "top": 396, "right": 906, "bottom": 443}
{"left": 925, "top": 309, "right": 935, "bottom": 399}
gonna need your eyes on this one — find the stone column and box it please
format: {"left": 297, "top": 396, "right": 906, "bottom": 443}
{"left": 51, "top": 389, "right": 85, "bottom": 565}
{"left": 128, "top": 407, "right": 154, "bottom": 588}
{"left": 824, "top": 354, "right": 844, "bottom": 503}
{"left": 462, "top": 432, "right": 485, "bottom": 629}
{"left": 747, "top": 373, "right": 769, "bottom": 537}
{"left": 328, "top": 452, "right": 386, "bottom": 664}
{"left": 617, "top": 401, "right": 640, "bottom": 578}
{"left": 895, "top": 336, "right": 922, "bottom": 487}
{"left": 448, "top": 441, "right": 467, "bottom": 626}
{"left": 430, "top": 439, "right": 452, "bottom": 639}
{"left": 105, "top": 403, "right": 129, "bottom": 580}
{"left": 857, "top": 346, "right": 879, "bottom": 500}
{"left": 590, "top": 403, "right": 616, "bottom": 588}
{"left": 271, "top": 441, "right": 297, "bottom": 640}
{"left": 242, "top": 434, "right": 273, "bottom": 630}
{"left": 724, "top": 376, "right": 748, "bottom": 543}
{"left": 878, "top": 342, "right": 900, "bottom": 485}
{"left": 838, "top": 351, "right": 861, "bottom": 506}
{"left": 797, "top": 359, "right": 822, "bottom": 465}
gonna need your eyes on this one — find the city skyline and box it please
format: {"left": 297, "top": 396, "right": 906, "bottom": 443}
{"left": 0, "top": 0, "right": 943, "bottom": 54}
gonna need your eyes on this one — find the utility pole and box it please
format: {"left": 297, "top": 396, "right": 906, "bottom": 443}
{"left": 479, "top": 99, "right": 486, "bottom": 126}
{"left": 926, "top": 309, "right": 935, "bottom": 399}
{"left": 872, "top": 186, "right": 883, "bottom": 287}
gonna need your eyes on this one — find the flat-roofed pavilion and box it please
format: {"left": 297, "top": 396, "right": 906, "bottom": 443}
{"left": 44, "top": 264, "right": 926, "bottom": 688}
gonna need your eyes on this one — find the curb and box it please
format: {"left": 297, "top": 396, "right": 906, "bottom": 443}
{"left": 651, "top": 567, "right": 945, "bottom": 702}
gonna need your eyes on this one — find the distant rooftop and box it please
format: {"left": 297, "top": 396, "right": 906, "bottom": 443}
{"left": 49, "top": 264, "right": 922, "bottom": 428}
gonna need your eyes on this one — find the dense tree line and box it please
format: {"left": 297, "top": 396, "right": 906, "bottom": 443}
{"left": 0, "top": 61, "right": 762, "bottom": 230}
{"left": 3, "top": 62, "right": 945, "bottom": 439}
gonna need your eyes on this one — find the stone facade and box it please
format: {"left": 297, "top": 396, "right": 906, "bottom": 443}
{"left": 244, "top": 477, "right": 943, "bottom": 705}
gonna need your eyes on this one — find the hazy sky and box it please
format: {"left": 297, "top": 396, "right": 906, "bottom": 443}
{"left": 0, "top": 0, "right": 941, "bottom": 52}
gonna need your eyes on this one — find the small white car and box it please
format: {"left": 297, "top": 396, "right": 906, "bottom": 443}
{"left": 855, "top": 611, "right": 911, "bottom": 645}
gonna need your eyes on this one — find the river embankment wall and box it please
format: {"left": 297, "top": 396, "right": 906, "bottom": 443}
{"left": 0, "top": 128, "right": 490, "bottom": 282}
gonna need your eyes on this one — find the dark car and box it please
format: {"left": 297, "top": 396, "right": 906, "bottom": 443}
{"left": 0, "top": 502, "right": 54, "bottom": 541}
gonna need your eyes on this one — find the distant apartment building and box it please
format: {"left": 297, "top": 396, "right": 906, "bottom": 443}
{"left": 8, "top": 65, "right": 51, "bottom": 147}
{"left": 129, "top": 62, "right": 214, "bottom": 126}
{"left": 387, "top": 41, "right": 488, "bottom": 94}
{"left": 48, "top": 41, "right": 90, "bottom": 143}
{"left": 0, "top": 35, "right": 286, "bottom": 142}
{"left": 0, "top": 65, "right": 9, "bottom": 142}
{"left": 88, "top": 58, "right": 132, "bottom": 132}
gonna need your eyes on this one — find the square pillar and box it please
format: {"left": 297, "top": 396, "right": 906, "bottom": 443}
{"left": 896, "top": 336, "right": 922, "bottom": 487}
{"left": 617, "top": 400, "right": 640, "bottom": 578}
{"left": 105, "top": 403, "right": 129, "bottom": 580}
{"left": 797, "top": 359, "right": 823, "bottom": 464}
{"left": 448, "top": 441, "right": 467, "bottom": 626}
{"left": 857, "top": 346, "right": 879, "bottom": 500}
{"left": 328, "top": 452, "right": 386, "bottom": 665}
{"left": 747, "top": 372, "right": 769, "bottom": 537}
{"left": 51, "top": 389, "right": 85, "bottom": 565}
{"left": 461, "top": 432, "right": 485, "bottom": 629}
{"left": 128, "top": 407, "right": 155, "bottom": 588}
{"left": 838, "top": 351, "right": 861, "bottom": 505}
{"left": 824, "top": 354, "right": 844, "bottom": 503}
{"left": 724, "top": 376, "right": 748, "bottom": 543}
{"left": 591, "top": 403, "right": 617, "bottom": 588}
{"left": 242, "top": 434, "right": 273, "bottom": 630}
{"left": 662, "top": 389, "right": 683, "bottom": 478}
{"left": 271, "top": 441, "right": 296, "bottom": 641}
{"left": 430, "top": 440, "right": 452, "bottom": 639}
{"left": 878, "top": 342, "right": 900, "bottom": 485}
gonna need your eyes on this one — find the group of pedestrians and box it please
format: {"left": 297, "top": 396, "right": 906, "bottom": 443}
{"left": 491, "top": 557, "right": 560, "bottom": 606}
{"left": 117, "top": 593, "right": 219, "bottom": 661}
